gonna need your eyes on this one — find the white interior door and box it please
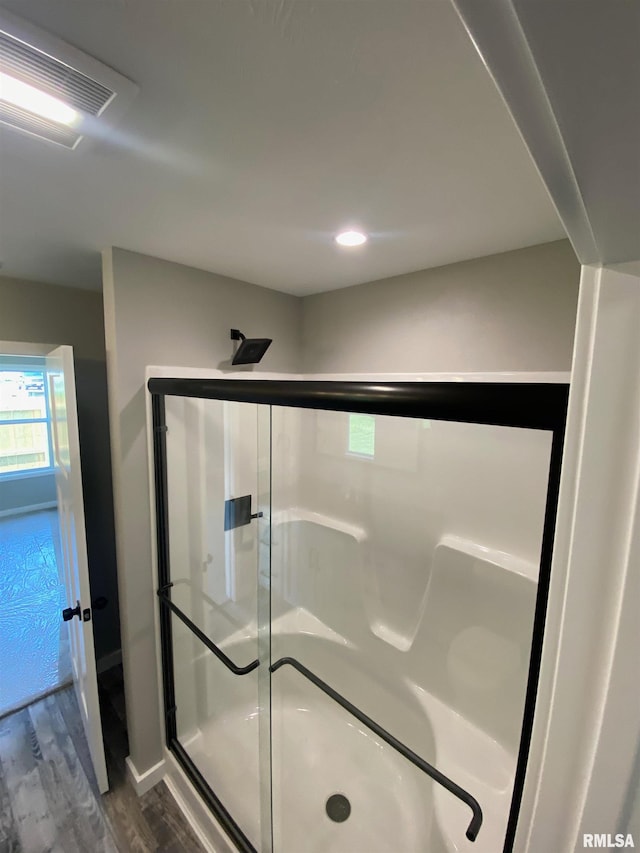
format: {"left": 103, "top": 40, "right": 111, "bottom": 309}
{"left": 46, "top": 344, "right": 109, "bottom": 793}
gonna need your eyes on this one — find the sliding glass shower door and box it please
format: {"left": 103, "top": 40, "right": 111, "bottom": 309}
{"left": 155, "top": 394, "right": 272, "bottom": 852}
{"left": 150, "top": 378, "right": 567, "bottom": 853}
{"left": 267, "top": 406, "right": 552, "bottom": 852}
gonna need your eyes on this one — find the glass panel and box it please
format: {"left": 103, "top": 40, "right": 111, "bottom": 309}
{"left": 165, "top": 396, "right": 259, "bottom": 668}
{"left": 0, "top": 369, "right": 47, "bottom": 419}
{"left": 0, "top": 422, "right": 50, "bottom": 473}
{"left": 164, "top": 394, "right": 270, "bottom": 848}
{"left": 171, "top": 609, "right": 261, "bottom": 849}
{"left": 269, "top": 406, "right": 553, "bottom": 852}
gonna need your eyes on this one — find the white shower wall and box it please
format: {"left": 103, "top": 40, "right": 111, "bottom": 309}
{"left": 270, "top": 404, "right": 552, "bottom": 753}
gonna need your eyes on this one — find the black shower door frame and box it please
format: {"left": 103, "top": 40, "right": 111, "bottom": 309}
{"left": 148, "top": 378, "right": 569, "bottom": 853}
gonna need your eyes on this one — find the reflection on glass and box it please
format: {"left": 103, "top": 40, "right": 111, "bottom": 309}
{"left": 165, "top": 396, "right": 259, "bottom": 666}
{"left": 347, "top": 413, "right": 375, "bottom": 457}
{"left": 0, "top": 369, "right": 50, "bottom": 473}
{"left": 164, "top": 395, "right": 267, "bottom": 849}
{"left": 50, "top": 372, "right": 70, "bottom": 469}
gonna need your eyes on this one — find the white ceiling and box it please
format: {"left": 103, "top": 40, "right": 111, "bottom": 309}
{"left": 0, "top": 0, "right": 565, "bottom": 295}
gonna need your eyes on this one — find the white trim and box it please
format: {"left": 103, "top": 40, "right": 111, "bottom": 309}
{"left": 0, "top": 500, "right": 56, "bottom": 518}
{"left": 0, "top": 468, "right": 55, "bottom": 483}
{"left": 518, "top": 264, "right": 640, "bottom": 851}
{"left": 124, "top": 755, "right": 166, "bottom": 797}
{"left": 163, "top": 750, "right": 236, "bottom": 853}
{"left": 305, "top": 370, "right": 570, "bottom": 383}
{"left": 450, "top": 0, "right": 599, "bottom": 265}
{"left": 96, "top": 648, "right": 122, "bottom": 675}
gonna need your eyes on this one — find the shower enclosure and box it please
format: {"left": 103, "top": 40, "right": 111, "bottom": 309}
{"left": 148, "top": 377, "right": 567, "bottom": 853}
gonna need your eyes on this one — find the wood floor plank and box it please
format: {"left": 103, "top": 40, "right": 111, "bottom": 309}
{"left": 24, "top": 702, "right": 83, "bottom": 853}
{"left": 0, "top": 752, "right": 21, "bottom": 853}
{"left": 30, "top": 696, "right": 118, "bottom": 853}
{"left": 0, "top": 710, "right": 65, "bottom": 853}
{"left": 55, "top": 687, "right": 99, "bottom": 798}
{"left": 141, "top": 782, "right": 205, "bottom": 852}
{"left": 98, "top": 692, "right": 158, "bottom": 853}
{"left": 0, "top": 670, "right": 207, "bottom": 853}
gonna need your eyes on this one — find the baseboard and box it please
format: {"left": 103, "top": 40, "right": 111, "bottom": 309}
{"left": 96, "top": 649, "right": 122, "bottom": 674}
{"left": 0, "top": 501, "right": 57, "bottom": 519}
{"left": 164, "top": 749, "right": 235, "bottom": 853}
{"left": 0, "top": 678, "right": 73, "bottom": 722}
{"left": 125, "top": 755, "right": 166, "bottom": 797}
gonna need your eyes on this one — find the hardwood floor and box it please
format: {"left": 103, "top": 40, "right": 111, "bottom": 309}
{"left": 0, "top": 666, "right": 206, "bottom": 853}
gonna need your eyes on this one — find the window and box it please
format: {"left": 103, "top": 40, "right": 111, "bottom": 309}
{"left": 0, "top": 368, "right": 53, "bottom": 476}
{"left": 348, "top": 413, "right": 376, "bottom": 458}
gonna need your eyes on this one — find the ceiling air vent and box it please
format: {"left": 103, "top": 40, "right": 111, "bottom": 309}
{"left": 0, "top": 100, "right": 81, "bottom": 148}
{"left": 0, "top": 9, "right": 137, "bottom": 149}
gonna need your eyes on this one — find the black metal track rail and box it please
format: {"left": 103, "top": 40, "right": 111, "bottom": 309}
{"left": 157, "top": 590, "right": 259, "bottom": 675}
{"left": 148, "top": 378, "right": 568, "bottom": 431}
{"left": 502, "top": 426, "right": 566, "bottom": 853}
{"left": 270, "top": 656, "right": 483, "bottom": 842}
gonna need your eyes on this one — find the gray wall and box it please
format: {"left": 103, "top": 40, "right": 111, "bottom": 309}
{"left": 0, "top": 473, "right": 56, "bottom": 515}
{"left": 102, "top": 247, "right": 302, "bottom": 775}
{"left": 0, "top": 274, "right": 121, "bottom": 663}
{"left": 0, "top": 276, "right": 106, "bottom": 362}
{"left": 302, "top": 240, "right": 579, "bottom": 373}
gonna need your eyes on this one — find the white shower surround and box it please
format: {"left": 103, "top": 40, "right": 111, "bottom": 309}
{"left": 145, "top": 367, "right": 568, "bottom": 853}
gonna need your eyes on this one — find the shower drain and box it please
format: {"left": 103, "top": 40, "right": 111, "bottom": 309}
{"left": 326, "top": 794, "right": 351, "bottom": 823}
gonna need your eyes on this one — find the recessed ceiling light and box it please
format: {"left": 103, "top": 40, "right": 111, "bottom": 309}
{"left": 335, "top": 230, "right": 368, "bottom": 247}
{"left": 0, "top": 71, "right": 79, "bottom": 125}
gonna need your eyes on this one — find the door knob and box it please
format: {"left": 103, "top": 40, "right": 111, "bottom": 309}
{"left": 62, "top": 601, "right": 81, "bottom": 622}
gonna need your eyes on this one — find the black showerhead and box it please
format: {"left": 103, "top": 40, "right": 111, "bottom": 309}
{"left": 230, "top": 329, "right": 272, "bottom": 365}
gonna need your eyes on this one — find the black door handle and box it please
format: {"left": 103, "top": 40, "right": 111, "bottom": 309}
{"left": 62, "top": 601, "right": 81, "bottom": 622}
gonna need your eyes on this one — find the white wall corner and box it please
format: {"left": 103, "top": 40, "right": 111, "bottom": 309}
{"left": 518, "top": 263, "right": 640, "bottom": 852}
{"left": 124, "top": 755, "right": 166, "bottom": 797}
